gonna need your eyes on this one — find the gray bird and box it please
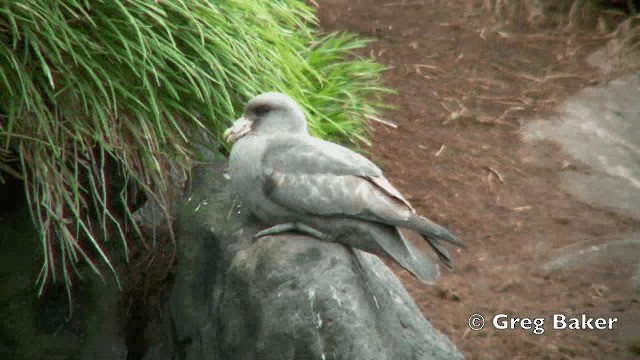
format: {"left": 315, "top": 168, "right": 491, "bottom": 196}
{"left": 223, "top": 92, "right": 464, "bottom": 284}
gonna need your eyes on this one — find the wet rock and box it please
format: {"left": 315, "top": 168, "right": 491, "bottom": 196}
{"left": 143, "top": 161, "right": 463, "bottom": 360}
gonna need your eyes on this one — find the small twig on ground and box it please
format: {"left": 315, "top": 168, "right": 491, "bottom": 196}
{"left": 479, "top": 28, "right": 489, "bottom": 40}
{"left": 513, "top": 72, "right": 541, "bottom": 82}
{"left": 475, "top": 95, "right": 520, "bottom": 101}
{"left": 382, "top": 1, "right": 425, "bottom": 7}
{"left": 468, "top": 77, "right": 509, "bottom": 90}
{"left": 493, "top": 64, "right": 584, "bottom": 84}
{"left": 366, "top": 115, "right": 398, "bottom": 129}
{"left": 414, "top": 63, "right": 438, "bottom": 69}
{"left": 476, "top": 95, "right": 524, "bottom": 106}
{"left": 512, "top": 205, "right": 532, "bottom": 212}
{"left": 539, "top": 73, "right": 585, "bottom": 82}
{"left": 508, "top": 34, "right": 570, "bottom": 42}
{"left": 370, "top": 49, "right": 388, "bottom": 58}
{"left": 499, "top": 106, "right": 527, "bottom": 120}
{"left": 490, "top": 62, "right": 523, "bottom": 76}
{"left": 413, "top": 64, "right": 443, "bottom": 74}
{"left": 435, "top": 145, "right": 446, "bottom": 157}
{"left": 486, "top": 166, "right": 504, "bottom": 183}
{"left": 486, "top": 172, "right": 495, "bottom": 192}
{"left": 440, "top": 102, "right": 455, "bottom": 113}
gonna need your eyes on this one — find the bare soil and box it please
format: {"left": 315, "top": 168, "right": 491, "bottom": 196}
{"left": 316, "top": 0, "right": 640, "bottom": 359}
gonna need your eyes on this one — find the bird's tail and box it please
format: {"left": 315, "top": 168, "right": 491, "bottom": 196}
{"left": 424, "top": 237, "right": 454, "bottom": 270}
{"left": 355, "top": 223, "right": 440, "bottom": 285}
{"left": 408, "top": 214, "right": 464, "bottom": 269}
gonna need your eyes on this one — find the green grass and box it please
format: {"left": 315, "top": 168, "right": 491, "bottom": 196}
{"left": 0, "top": 0, "right": 389, "bottom": 299}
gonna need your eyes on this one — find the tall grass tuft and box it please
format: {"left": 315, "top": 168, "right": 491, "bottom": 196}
{"left": 0, "top": 0, "right": 389, "bottom": 301}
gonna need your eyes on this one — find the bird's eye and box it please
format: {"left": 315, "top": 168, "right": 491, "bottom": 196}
{"left": 253, "top": 104, "right": 272, "bottom": 116}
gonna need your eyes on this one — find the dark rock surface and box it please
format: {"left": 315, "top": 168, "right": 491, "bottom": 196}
{"left": 144, "top": 160, "right": 463, "bottom": 359}
{"left": 0, "top": 176, "right": 126, "bottom": 360}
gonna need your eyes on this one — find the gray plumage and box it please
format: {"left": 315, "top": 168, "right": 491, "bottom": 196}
{"left": 223, "top": 92, "right": 463, "bottom": 284}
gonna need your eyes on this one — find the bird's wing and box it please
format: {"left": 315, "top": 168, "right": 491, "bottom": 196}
{"left": 261, "top": 136, "right": 415, "bottom": 222}
{"left": 262, "top": 136, "right": 381, "bottom": 176}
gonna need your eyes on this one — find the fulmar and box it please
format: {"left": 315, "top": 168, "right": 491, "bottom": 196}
{"left": 223, "top": 92, "right": 464, "bottom": 284}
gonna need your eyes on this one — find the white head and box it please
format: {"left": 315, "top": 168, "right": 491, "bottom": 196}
{"left": 223, "top": 92, "right": 308, "bottom": 144}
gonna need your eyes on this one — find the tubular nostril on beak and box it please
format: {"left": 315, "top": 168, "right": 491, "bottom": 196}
{"left": 222, "top": 117, "right": 253, "bottom": 144}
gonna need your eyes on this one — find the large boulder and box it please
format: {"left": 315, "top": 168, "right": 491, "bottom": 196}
{"left": 144, "top": 160, "right": 463, "bottom": 359}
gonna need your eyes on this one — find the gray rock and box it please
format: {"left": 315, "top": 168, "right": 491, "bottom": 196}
{"left": 586, "top": 47, "right": 613, "bottom": 74}
{"left": 543, "top": 237, "right": 640, "bottom": 272}
{"left": 633, "top": 264, "right": 640, "bottom": 292}
{"left": 525, "top": 70, "right": 640, "bottom": 296}
{"left": 144, "top": 160, "right": 463, "bottom": 360}
{"left": 524, "top": 73, "right": 640, "bottom": 220}
{"left": 559, "top": 172, "right": 640, "bottom": 221}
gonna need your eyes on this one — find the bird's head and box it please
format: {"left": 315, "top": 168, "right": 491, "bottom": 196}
{"left": 222, "top": 92, "right": 308, "bottom": 144}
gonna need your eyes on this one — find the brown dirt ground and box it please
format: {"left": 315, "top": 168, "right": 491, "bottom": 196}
{"left": 316, "top": 0, "right": 640, "bottom": 359}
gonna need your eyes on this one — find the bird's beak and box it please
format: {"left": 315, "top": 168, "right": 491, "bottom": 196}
{"left": 222, "top": 117, "right": 253, "bottom": 144}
